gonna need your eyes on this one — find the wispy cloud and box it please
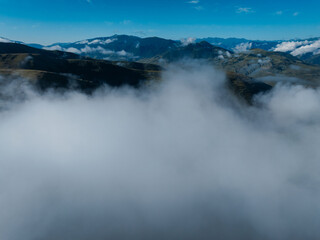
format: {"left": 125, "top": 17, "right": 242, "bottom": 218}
{"left": 275, "top": 11, "right": 283, "bottom": 15}
{"left": 86, "top": 0, "right": 92, "bottom": 3}
{"left": 187, "top": 0, "right": 200, "bottom": 4}
{"left": 293, "top": 12, "right": 299, "bottom": 16}
{"left": 236, "top": 7, "right": 254, "bottom": 14}
{"left": 121, "top": 20, "right": 132, "bottom": 25}
{"left": 186, "top": 0, "right": 203, "bottom": 10}
{"left": 133, "top": 29, "right": 155, "bottom": 37}
{"left": 180, "top": 37, "right": 196, "bottom": 46}
{"left": 194, "top": 6, "right": 204, "bottom": 11}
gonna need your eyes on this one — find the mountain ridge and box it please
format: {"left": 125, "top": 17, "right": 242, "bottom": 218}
{"left": 0, "top": 41, "right": 273, "bottom": 103}
{"left": 27, "top": 35, "right": 320, "bottom": 65}
{"left": 2, "top": 34, "right": 318, "bottom": 64}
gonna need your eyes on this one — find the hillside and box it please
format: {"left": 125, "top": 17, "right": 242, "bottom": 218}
{"left": 140, "top": 44, "right": 320, "bottom": 86}
{"left": 0, "top": 42, "right": 272, "bottom": 103}
{"left": 140, "top": 41, "right": 232, "bottom": 64}
{"left": 0, "top": 42, "right": 160, "bottom": 92}
{"left": 221, "top": 49, "right": 320, "bottom": 85}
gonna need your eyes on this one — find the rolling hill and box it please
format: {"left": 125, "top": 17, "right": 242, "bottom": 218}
{"left": 0, "top": 42, "right": 160, "bottom": 92}
{"left": 140, "top": 43, "right": 320, "bottom": 86}
{"left": 0, "top": 41, "right": 272, "bottom": 103}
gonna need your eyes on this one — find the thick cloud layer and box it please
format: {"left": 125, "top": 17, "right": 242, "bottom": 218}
{"left": 0, "top": 62, "right": 320, "bottom": 240}
{"left": 273, "top": 39, "right": 320, "bottom": 56}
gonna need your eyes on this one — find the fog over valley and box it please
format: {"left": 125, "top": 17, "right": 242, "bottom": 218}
{"left": 1, "top": 0, "right": 320, "bottom": 237}
{"left": 1, "top": 62, "right": 320, "bottom": 240}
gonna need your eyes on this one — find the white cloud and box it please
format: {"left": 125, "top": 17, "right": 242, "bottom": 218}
{"left": 75, "top": 38, "right": 117, "bottom": 45}
{"left": 233, "top": 42, "right": 253, "bottom": 52}
{"left": 0, "top": 37, "right": 12, "bottom": 43}
{"left": 80, "top": 45, "right": 98, "bottom": 53}
{"left": 265, "top": 40, "right": 320, "bottom": 56}
{"left": 186, "top": 0, "right": 203, "bottom": 10}
{"left": 275, "top": 11, "right": 283, "bottom": 15}
{"left": 314, "top": 49, "right": 320, "bottom": 55}
{"left": 273, "top": 40, "right": 310, "bottom": 52}
{"left": 65, "top": 47, "right": 82, "bottom": 54}
{"left": 44, "top": 45, "right": 81, "bottom": 54}
{"left": 43, "top": 43, "right": 135, "bottom": 58}
{"left": 187, "top": 0, "right": 200, "bottom": 3}
{"left": 117, "top": 50, "right": 128, "bottom": 56}
{"left": 1, "top": 62, "right": 320, "bottom": 239}
{"left": 291, "top": 40, "right": 320, "bottom": 56}
{"left": 194, "top": 5, "right": 204, "bottom": 10}
{"left": 75, "top": 40, "right": 89, "bottom": 45}
{"left": 88, "top": 39, "right": 101, "bottom": 45}
{"left": 43, "top": 45, "right": 63, "bottom": 51}
{"left": 293, "top": 12, "right": 299, "bottom": 16}
{"left": 104, "top": 38, "right": 117, "bottom": 44}
{"left": 180, "top": 37, "right": 196, "bottom": 46}
{"left": 236, "top": 7, "right": 254, "bottom": 13}
{"left": 226, "top": 51, "right": 232, "bottom": 58}
{"left": 80, "top": 46, "right": 113, "bottom": 55}
{"left": 78, "top": 46, "right": 133, "bottom": 57}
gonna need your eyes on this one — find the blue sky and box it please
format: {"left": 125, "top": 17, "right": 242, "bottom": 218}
{"left": 0, "top": 0, "right": 319, "bottom": 44}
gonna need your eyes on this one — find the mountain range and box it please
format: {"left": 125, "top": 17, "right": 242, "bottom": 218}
{"left": 0, "top": 42, "right": 160, "bottom": 93}
{"left": 3, "top": 34, "right": 320, "bottom": 64}
{"left": 21, "top": 35, "right": 320, "bottom": 64}
{"left": 1, "top": 34, "right": 320, "bottom": 103}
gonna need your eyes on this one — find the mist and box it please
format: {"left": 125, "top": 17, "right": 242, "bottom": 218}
{"left": 0, "top": 61, "right": 320, "bottom": 240}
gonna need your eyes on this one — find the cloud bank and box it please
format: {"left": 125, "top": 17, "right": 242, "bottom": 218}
{"left": 43, "top": 44, "right": 135, "bottom": 59}
{"left": 0, "top": 62, "right": 320, "bottom": 240}
{"left": 233, "top": 42, "right": 252, "bottom": 52}
{"left": 0, "top": 37, "right": 13, "bottom": 43}
{"left": 273, "top": 40, "right": 320, "bottom": 56}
